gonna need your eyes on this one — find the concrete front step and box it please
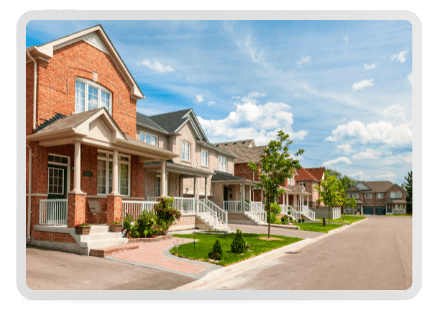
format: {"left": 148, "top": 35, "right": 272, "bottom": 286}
{"left": 89, "top": 225, "right": 112, "bottom": 233}
{"left": 89, "top": 243, "right": 139, "bottom": 258}
{"left": 85, "top": 237, "right": 129, "bottom": 250}
{"left": 79, "top": 231, "right": 123, "bottom": 242}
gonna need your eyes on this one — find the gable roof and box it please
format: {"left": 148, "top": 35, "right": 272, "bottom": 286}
{"left": 214, "top": 140, "right": 267, "bottom": 163}
{"left": 211, "top": 171, "right": 255, "bottom": 183}
{"left": 136, "top": 112, "right": 168, "bottom": 134}
{"left": 305, "top": 167, "right": 325, "bottom": 181}
{"left": 148, "top": 109, "right": 209, "bottom": 142}
{"left": 26, "top": 24, "right": 144, "bottom": 100}
{"left": 346, "top": 181, "right": 395, "bottom": 193}
{"left": 295, "top": 168, "right": 318, "bottom": 182}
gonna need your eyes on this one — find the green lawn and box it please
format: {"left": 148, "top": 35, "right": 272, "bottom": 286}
{"left": 387, "top": 214, "right": 412, "bottom": 217}
{"left": 317, "top": 215, "right": 366, "bottom": 225}
{"left": 170, "top": 233, "right": 302, "bottom": 266}
{"left": 293, "top": 222, "right": 344, "bottom": 233}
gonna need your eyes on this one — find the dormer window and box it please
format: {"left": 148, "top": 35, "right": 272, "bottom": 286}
{"left": 75, "top": 78, "right": 112, "bottom": 115}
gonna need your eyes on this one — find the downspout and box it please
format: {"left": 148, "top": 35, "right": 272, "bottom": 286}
{"left": 26, "top": 143, "right": 32, "bottom": 240}
{"left": 27, "top": 51, "right": 37, "bottom": 130}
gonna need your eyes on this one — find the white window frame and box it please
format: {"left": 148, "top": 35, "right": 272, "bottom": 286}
{"left": 97, "top": 150, "right": 131, "bottom": 196}
{"left": 364, "top": 193, "right": 373, "bottom": 199}
{"left": 48, "top": 167, "right": 65, "bottom": 195}
{"left": 75, "top": 77, "right": 112, "bottom": 115}
{"left": 390, "top": 191, "right": 402, "bottom": 199}
{"left": 182, "top": 141, "right": 191, "bottom": 162}
{"left": 48, "top": 153, "right": 70, "bottom": 196}
{"left": 377, "top": 193, "right": 385, "bottom": 199}
{"left": 139, "top": 130, "right": 158, "bottom": 146}
{"left": 201, "top": 149, "right": 209, "bottom": 167}
{"left": 218, "top": 156, "right": 227, "bottom": 172}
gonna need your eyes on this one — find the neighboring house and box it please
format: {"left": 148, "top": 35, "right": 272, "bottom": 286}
{"left": 346, "top": 181, "right": 407, "bottom": 215}
{"left": 294, "top": 167, "right": 326, "bottom": 208}
{"left": 25, "top": 25, "right": 179, "bottom": 254}
{"left": 214, "top": 139, "right": 314, "bottom": 221}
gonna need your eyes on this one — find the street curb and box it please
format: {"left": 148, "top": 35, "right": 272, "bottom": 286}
{"left": 174, "top": 217, "right": 368, "bottom": 290}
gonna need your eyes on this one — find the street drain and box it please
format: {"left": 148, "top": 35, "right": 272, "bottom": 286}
{"left": 285, "top": 251, "right": 300, "bottom": 254}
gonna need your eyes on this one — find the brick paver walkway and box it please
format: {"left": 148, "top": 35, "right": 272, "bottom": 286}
{"left": 107, "top": 238, "right": 220, "bottom": 279}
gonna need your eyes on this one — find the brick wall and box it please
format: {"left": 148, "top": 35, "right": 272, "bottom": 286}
{"left": 28, "top": 39, "right": 137, "bottom": 138}
{"left": 32, "top": 230, "right": 76, "bottom": 243}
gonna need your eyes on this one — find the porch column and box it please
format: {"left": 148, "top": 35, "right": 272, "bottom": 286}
{"left": 112, "top": 150, "right": 119, "bottom": 195}
{"left": 286, "top": 192, "right": 289, "bottom": 208}
{"left": 194, "top": 176, "right": 197, "bottom": 198}
{"left": 72, "top": 141, "right": 82, "bottom": 193}
{"left": 68, "top": 141, "right": 86, "bottom": 228}
{"left": 161, "top": 160, "right": 167, "bottom": 197}
{"left": 204, "top": 176, "right": 208, "bottom": 203}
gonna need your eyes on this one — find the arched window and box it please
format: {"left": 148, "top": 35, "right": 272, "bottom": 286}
{"left": 75, "top": 77, "right": 112, "bottom": 115}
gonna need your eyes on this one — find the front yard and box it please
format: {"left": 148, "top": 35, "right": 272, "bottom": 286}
{"left": 292, "top": 222, "right": 344, "bottom": 233}
{"left": 170, "top": 233, "right": 302, "bottom": 266}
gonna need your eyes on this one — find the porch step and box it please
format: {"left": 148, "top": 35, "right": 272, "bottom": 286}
{"left": 89, "top": 243, "right": 139, "bottom": 258}
{"left": 89, "top": 225, "right": 111, "bottom": 233}
{"left": 197, "top": 213, "right": 230, "bottom": 231}
{"left": 84, "top": 237, "right": 129, "bottom": 250}
{"left": 79, "top": 231, "right": 124, "bottom": 242}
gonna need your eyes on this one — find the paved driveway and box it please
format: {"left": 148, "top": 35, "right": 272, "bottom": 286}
{"left": 192, "top": 216, "right": 412, "bottom": 290}
{"left": 26, "top": 246, "right": 196, "bottom": 290}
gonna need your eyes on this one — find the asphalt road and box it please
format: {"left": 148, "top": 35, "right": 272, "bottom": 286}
{"left": 26, "top": 246, "right": 196, "bottom": 290}
{"left": 201, "top": 215, "right": 413, "bottom": 290}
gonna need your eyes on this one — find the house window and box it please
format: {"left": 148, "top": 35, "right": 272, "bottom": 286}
{"left": 350, "top": 193, "right": 360, "bottom": 199}
{"left": 140, "top": 131, "right": 158, "bottom": 146}
{"left": 201, "top": 150, "right": 208, "bottom": 167}
{"left": 218, "top": 156, "right": 227, "bottom": 172}
{"left": 390, "top": 192, "right": 402, "bottom": 199}
{"left": 156, "top": 176, "right": 161, "bottom": 197}
{"left": 182, "top": 141, "right": 191, "bottom": 162}
{"left": 377, "top": 193, "right": 385, "bottom": 199}
{"left": 364, "top": 193, "right": 373, "bottom": 199}
{"left": 97, "top": 150, "right": 130, "bottom": 196}
{"left": 299, "top": 182, "right": 306, "bottom": 189}
{"left": 75, "top": 78, "right": 112, "bottom": 115}
{"left": 48, "top": 168, "right": 64, "bottom": 195}
{"left": 288, "top": 176, "right": 294, "bottom": 186}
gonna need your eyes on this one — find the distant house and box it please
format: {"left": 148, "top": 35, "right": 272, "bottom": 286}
{"left": 294, "top": 167, "right": 326, "bottom": 208}
{"left": 346, "top": 181, "right": 407, "bottom": 215}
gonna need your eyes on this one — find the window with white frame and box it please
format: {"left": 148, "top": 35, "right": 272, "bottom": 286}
{"left": 75, "top": 78, "right": 112, "bottom": 115}
{"left": 390, "top": 191, "right": 402, "bottom": 199}
{"left": 201, "top": 149, "right": 208, "bottom": 167}
{"left": 139, "top": 131, "right": 158, "bottom": 146}
{"left": 156, "top": 176, "right": 161, "bottom": 197}
{"left": 377, "top": 193, "right": 385, "bottom": 199}
{"left": 218, "top": 156, "right": 227, "bottom": 172}
{"left": 299, "top": 181, "right": 306, "bottom": 189}
{"left": 97, "top": 150, "right": 130, "bottom": 196}
{"left": 48, "top": 168, "right": 64, "bottom": 195}
{"left": 364, "top": 193, "right": 373, "bottom": 199}
{"left": 182, "top": 141, "right": 191, "bottom": 162}
{"left": 288, "top": 176, "right": 294, "bottom": 186}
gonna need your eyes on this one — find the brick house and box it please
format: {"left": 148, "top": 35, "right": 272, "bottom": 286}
{"left": 214, "top": 139, "right": 314, "bottom": 221}
{"left": 25, "top": 25, "right": 180, "bottom": 254}
{"left": 294, "top": 167, "right": 326, "bottom": 209}
{"left": 346, "top": 181, "right": 407, "bottom": 215}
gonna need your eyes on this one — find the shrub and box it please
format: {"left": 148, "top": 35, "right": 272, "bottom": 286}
{"left": 137, "top": 211, "right": 158, "bottom": 236}
{"left": 231, "top": 229, "right": 246, "bottom": 254}
{"left": 269, "top": 213, "right": 279, "bottom": 224}
{"left": 123, "top": 214, "right": 134, "bottom": 234}
{"left": 155, "top": 196, "right": 181, "bottom": 232}
{"left": 281, "top": 216, "right": 288, "bottom": 224}
{"left": 208, "top": 239, "right": 223, "bottom": 260}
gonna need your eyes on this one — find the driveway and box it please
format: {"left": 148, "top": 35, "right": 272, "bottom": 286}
{"left": 185, "top": 215, "right": 412, "bottom": 290}
{"left": 26, "top": 246, "right": 196, "bottom": 290}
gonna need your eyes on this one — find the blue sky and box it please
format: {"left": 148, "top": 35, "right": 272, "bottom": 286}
{"left": 26, "top": 20, "right": 413, "bottom": 185}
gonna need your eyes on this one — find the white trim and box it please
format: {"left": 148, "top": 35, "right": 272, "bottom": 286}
{"left": 48, "top": 153, "right": 71, "bottom": 195}
{"left": 182, "top": 141, "right": 191, "bottom": 162}
{"left": 218, "top": 156, "right": 227, "bottom": 172}
{"left": 97, "top": 149, "right": 131, "bottom": 197}
{"left": 201, "top": 149, "right": 209, "bottom": 167}
{"left": 75, "top": 77, "right": 113, "bottom": 115}
{"left": 139, "top": 130, "right": 158, "bottom": 146}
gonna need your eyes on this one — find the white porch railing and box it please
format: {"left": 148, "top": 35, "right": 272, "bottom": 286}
{"left": 196, "top": 198, "right": 218, "bottom": 229}
{"left": 289, "top": 207, "right": 301, "bottom": 221}
{"left": 279, "top": 204, "right": 288, "bottom": 215}
{"left": 39, "top": 199, "right": 68, "bottom": 225}
{"left": 173, "top": 197, "right": 196, "bottom": 214}
{"left": 206, "top": 199, "right": 228, "bottom": 227}
{"left": 302, "top": 206, "right": 316, "bottom": 220}
{"left": 223, "top": 200, "right": 244, "bottom": 211}
{"left": 122, "top": 201, "right": 158, "bottom": 221}
{"left": 250, "top": 201, "right": 263, "bottom": 213}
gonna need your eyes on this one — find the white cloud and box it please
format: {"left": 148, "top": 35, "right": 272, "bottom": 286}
{"left": 391, "top": 50, "right": 408, "bottom": 63}
{"left": 236, "top": 35, "right": 268, "bottom": 69}
{"left": 241, "top": 92, "right": 266, "bottom": 103}
{"left": 381, "top": 104, "right": 407, "bottom": 122}
{"left": 195, "top": 95, "right": 204, "bottom": 103}
{"left": 322, "top": 157, "right": 351, "bottom": 167}
{"left": 198, "top": 93, "right": 307, "bottom": 145}
{"left": 326, "top": 120, "right": 412, "bottom": 145}
{"left": 352, "top": 148, "right": 382, "bottom": 160}
{"left": 407, "top": 72, "right": 412, "bottom": 85}
{"left": 343, "top": 35, "right": 349, "bottom": 44}
{"left": 364, "top": 63, "right": 376, "bottom": 70}
{"left": 297, "top": 56, "right": 311, "bottom": 67}
{"left": 381, "top": 152, "right": 412, "bottom": 165}
{"left": 350, "top": 171, "right": 366, "bottom": 180}
{"left": 337, "top": 143, "right": 353, "bottom": 155}
{"left": 352, "top": 79, "right": 374, "bottom": 90}
{"left": 374, "top": 172, "right": 396, "bottom": 179}
{"left": 139, "top": 59, "right": 174, "bottom": 73}
{"left": 208, "top": 101, "right": 215, "bottom": 106}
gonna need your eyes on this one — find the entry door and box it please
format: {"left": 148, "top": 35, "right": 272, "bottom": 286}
{"left": 223, "top": 186, "right": 229, "bottom": 201}
{"left": 48, "top": 165, "right": 68, "bottom": 199}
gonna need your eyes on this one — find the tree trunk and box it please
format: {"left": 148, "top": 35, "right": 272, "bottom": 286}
{"left": 266, "top": 198, "right": 271, "bottom": 238}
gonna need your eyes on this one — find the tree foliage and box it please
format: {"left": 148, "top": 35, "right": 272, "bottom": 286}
{"left": 402, "top": 171, "right": 412, "bottom": 214}
{"left": 248, "top": 130, "right": 304, "bottom": 238}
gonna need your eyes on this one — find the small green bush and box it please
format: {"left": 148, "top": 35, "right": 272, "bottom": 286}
{"left": 208, "top": 239, "right": 223, "bottom": 260}
{"left": 231, "top": 229, "right": 246, "bottom": 254}
{"left": 281, "top": 216, "right": 288, "bottom": 224}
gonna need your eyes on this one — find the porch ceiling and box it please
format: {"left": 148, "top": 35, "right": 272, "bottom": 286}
{"left": 144, "top": 161, "right": 213, "bottom": 177}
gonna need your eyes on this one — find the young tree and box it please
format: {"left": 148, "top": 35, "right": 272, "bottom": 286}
{"left": 402, "top": 171, "right": 412, "bottom": 214}
{"left": 314, "top": 171, "right": 345, "bottom": 223}
{"left": 248, "top": 130, "right": 304, "bottom": 238}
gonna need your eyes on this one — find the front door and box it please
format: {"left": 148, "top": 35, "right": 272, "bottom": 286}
{"left": 223, "top": 186, "right": 229, "bottom": 201}
{"left": 47, "top": 164, "right": 68, "bottom": 224}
